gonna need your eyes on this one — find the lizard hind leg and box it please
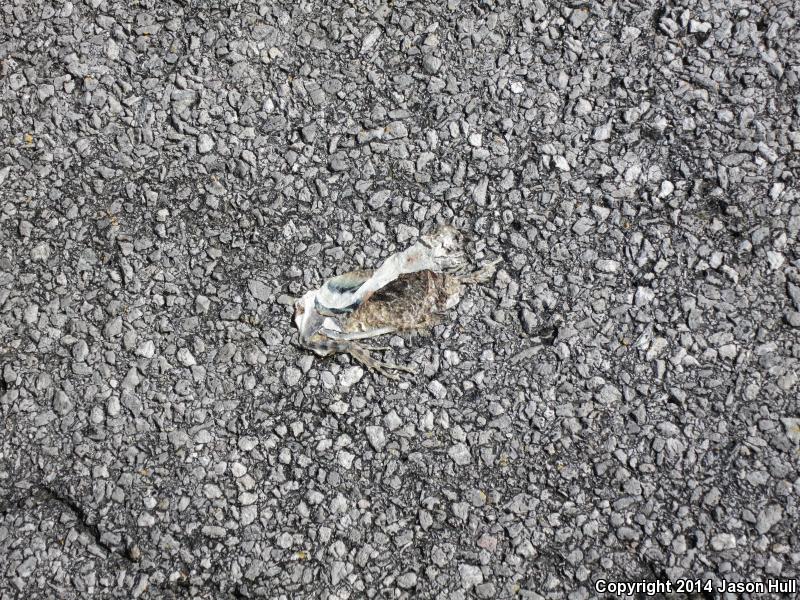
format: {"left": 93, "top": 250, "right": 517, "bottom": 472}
{"left": 320, "top": 326, "right": 396, "bottom": 342}
{"left": 459, "top": 258, "right": 501, "bottom": 284}
{"left": 344, "top": 342, "right": 416, "bottom": 380}
{"left": 302, "top": 337, "right": 409, "bottom": 377}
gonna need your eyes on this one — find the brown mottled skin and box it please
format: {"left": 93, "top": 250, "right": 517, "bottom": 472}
{"left": 344, "top": 270, "right": 462, "bottom": 334}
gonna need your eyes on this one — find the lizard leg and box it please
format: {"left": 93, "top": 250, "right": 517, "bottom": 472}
{"left": 458, "top": 258, "right": 501, "bottom": 284}
{"left": 301, "top": 337, "right": 415, "bottom": 380}
{"left": 345, "top": 343, "right": 416, "bottom": 380}
{"left": 319, "top": 326, "right": 396, "bottom": 341}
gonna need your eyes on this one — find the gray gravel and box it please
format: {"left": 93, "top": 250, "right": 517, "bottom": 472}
{"left": 1, "top": 1, "right": 799, "bottom": 598}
